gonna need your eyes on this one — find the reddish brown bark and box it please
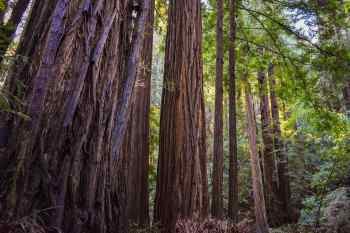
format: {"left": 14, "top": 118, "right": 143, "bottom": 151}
{"left": 200, "top": 94, "right": 210, "bottom": 217}
{"left": 212, "top": 0, "right": 224, "bottom": 219}
{"left": 243, "top": 75, "right": 269, "bottom": 233}
{"left": 124, "top": 0, "right": 155, "bottom": 227}
{"left": 228, "top": 0, "right": 239, "bottom": 222}
{"left": 111, "top": 0, "right": 153, "bottom": 161}
{"left": 258, "top": 68, "right": 278, "bottom": 225}
{"left": 268, "top": 63, "right": 291, "bottom": 223}
{"left": 0, "top": 0, "right": 57, "bottom": 149}
{"left": 0, "top": 1, "right": 149, "bottom": 232}
{"left": 154, "top": 0, "right": 207, "bottom": 231}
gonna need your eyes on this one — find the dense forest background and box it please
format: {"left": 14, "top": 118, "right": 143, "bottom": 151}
{"left": 0, "top": 0, "right": 349, "bottom": 233}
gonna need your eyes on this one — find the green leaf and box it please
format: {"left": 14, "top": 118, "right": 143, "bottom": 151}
{"left": 344, "top": 2, "right": 350, "bottom": 13}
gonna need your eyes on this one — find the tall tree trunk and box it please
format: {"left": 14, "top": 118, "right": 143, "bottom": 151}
{"left": 0, "top": 0, "right": 56, "bottom": 149}
{"left": 111, "top": 0, "right": 152, "bottom": 161}
{"left": 258, "top": 68, "right": 278, "bottom": 225}
{"left": 0, "top": 0, "right": 150, "bottom": 232}
{"left": 228, "top": 0, "right": 239, "bottom": 222}
{"left": 125, "top": 0, "right": 155, "bottom": 227}
{"left": 200, "top": 95, "right": 210, "bottom": 217}
{"left": 154, "top": 0, "right": 207, "bottom": 231}
{"left": 212, "top": 0, "right": 224, "bottom": 219}
{"left": 243, "top": 75, "right": 269, "bottom": 233}
{"left": 268, "top": 63, "right": 291, "bottom": 223}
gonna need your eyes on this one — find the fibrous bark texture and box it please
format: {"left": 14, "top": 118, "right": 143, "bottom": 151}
{"left": 268, "top": 63, "right": 291, "bottom": 223}
{"left": 228, "top": 0, "right": 239, "bottom": 222}
{"left": 212, "top": 0, "right": 224, "bottom": 219}
{"left": 258, "top": 68, "right": 278, "bottom": 225}
{"left": 244, "top": 76, "right": 269, "bottom": 233}
{"left": 0, "top": 0, "right": 150, "bottom": 232}
{"left": 124, "top": 0, "right": 155, "bottom": 227}
{"left": 154, "top": 0, "right": 208, "bottom": 231}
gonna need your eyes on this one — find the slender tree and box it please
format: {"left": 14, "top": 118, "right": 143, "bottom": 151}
{"left": 268, "top": 63, "right": 291, "bottom": 223}
{"left": 228, "top": 0, "right": 239, "bottom": 222}
{"left": 124, "top": 0, "right": 155, "bottom": 227}
{"left": 243, "top": 74, "right": 269, "bottom": 233}
{"left": 0, "top": 1, "right": 150, "bottom": 232}
{"left": 257, "top": 67, "right": 277, "bottom": 224}
{"left": 212, "top": 0, "right": 224, "bottom": 219}
{"left": 201, "top": 93, "right": 210, "bottom": 216}
{"left": 154, "top": 0, "right": 207, "bottom": 231}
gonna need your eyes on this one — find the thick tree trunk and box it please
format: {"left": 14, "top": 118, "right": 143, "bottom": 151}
{"left": 258, "top": 68, "right": 278, "bottom": 225}
{"left": 268, "top": 63, "right": 291, "bottom": 223}
{"left": 228, "top": 0, "right": 239, "bottom": 222}
{"left": 154, "top": 0, "right": 207, "bottom": 231}
{"left": 243, "top": 75, "right": 269, "bottom": 233}
{"left": 124, "top": 0, "right": 155, "bottom": 227}
{"left": 0, "top": 0, "right": 149, "bottom": 232}
{"left": 212, "top": 0, "right": 224, "bottom": 219}
{"left": 0, "top": 0, "right": 56, "bottom": 149}
{"left": 0, "top": 0, "right": 57, "bottom": 147}
{"left": 111, "top": 0, "right": 152, "bottom": 161}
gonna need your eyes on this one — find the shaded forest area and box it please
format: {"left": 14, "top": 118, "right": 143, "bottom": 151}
{"left": 0, "top": 0, "right": 349, "bottom": 233}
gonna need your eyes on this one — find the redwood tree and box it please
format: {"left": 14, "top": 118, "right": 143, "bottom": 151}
{"left": 243, "top": 75, "right": 269, "bottom": 233}
{"left": 124, "top": 0, "right": 155, "bottom": 227}
{"left": 0, "top": 1, "right": 150, "bottom": 232}
{"left": 268, "top": 63, "right": 291, "bottom": 223}
{"left": 212, "top": 0, "right": 224, "bottom": 219}
{"left": 154, "top": 0, "right": 208, "bottom": 231}
{"left": 228, "top": 0, "right": 239, "bottom": 222}
{"left": 257, "top": 68, "right": 277, "bottom": 224}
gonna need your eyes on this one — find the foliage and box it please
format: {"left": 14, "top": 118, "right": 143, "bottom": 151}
{"left": 1, "top": 0, "right": 348, "bottom": 230}
{"left": 299, "top": 187, "right": 350, "bottom": 230}
{"left": 299, "top": 195, "right": 321, "bottom": 226}
{"left": 149, "top": 105, "right": 160, "bottom": 202}
{"left": 0, "top": 0, "right": 5, "bottom": 11}
{"left": 200, "top": 1, "right": 350, "bottom": 228}
{"left": 0, "top": 24, "right": 14, "bottom": 54}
